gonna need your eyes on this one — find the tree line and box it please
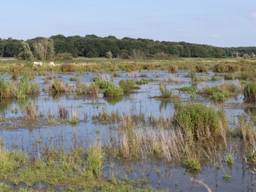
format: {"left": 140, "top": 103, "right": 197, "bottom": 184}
{"left": 0, "top": 35, "right": 256, "bottom": 60}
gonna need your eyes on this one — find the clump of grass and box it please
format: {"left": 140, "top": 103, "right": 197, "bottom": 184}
{"left": 119, "top": 80, "right": 139, "bottom": 94}
{"left": 178, "top": 86, "right": 197, "bottom": 96}
{"left": 69, "top": 76, "right": 79, "bottom": 81}
{"left": 16, "top": 76, "right": 39, "bottom": 100}
{"left": 58, "top": 106, "right": 69, "bottom": 120}
{"left": 0, "top": 144, "right": 27, "bottom": 175}
{"left": 168, "top": 65, "right": 178, "bottom": 73}
{"left": 94, "top": 77, "right": 124, "bottom": 98}
{"left": 69, "top": 111, "right": 79, "bottom": 125}
{"left": 213, "top": 64, "right": 239, "bottom": 73}
{"left": 0, "top": 77, "right": 39, "bottom": 100}
{"left": 49, "top": 80, "right": 70, "bottom": 95}
{"left": 174, "top": 103, "right": 227, "bottom": 143}
{"left": 159, "top": 84, "right": 172, "bottom": 98}
{"left": 244, "top": 82, "right": 256, "bottom": 103}
{"left": 195, "top": 65, "right": 208, "bottom": 73}
{"left": 92, "top": 111, "right": 120, "bottom": 124}
{"left": 85, "top": 144, "right": 103, "bottom": 179}
{"left": 24, "top": 102, "right": 38, "bottom": 121}
{"left": 246, "top": 150, "right": 256, "bottom": 165}
{"left": 135, "top": 79, "right": 153, "bottom": 85}
{"left": 225, "top": 153, "right": 234, "bottom": 168}
{"left": 200, "top": 83, "right": 240, "bottom": 102}
{"left": 104, "top": 85, "right": 124, "bottom": 98}
{"left": 190, "top": 72, "right": 208, "bottom": 83}
{"left": 223, "top": 173, "right": 232, "bottom": 182}
{"left": 76, "top": 82, "right": 99, "bottom": 97}
{"left": 60, "top": 64, "right": 77, "bottom": 72}
{"left": 182, "top": 159, "right": 201, "bottom": 173}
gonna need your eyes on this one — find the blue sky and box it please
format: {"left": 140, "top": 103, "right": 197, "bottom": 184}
{"left": 1, "top": 0, "right": 256, "bottom": 47}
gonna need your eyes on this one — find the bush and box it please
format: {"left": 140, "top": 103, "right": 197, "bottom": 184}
{"left": 244, "top": 83, "right": 256, "bottom": 102}
{"left": 174, "top": 103, "right": 227, "bottom": 142}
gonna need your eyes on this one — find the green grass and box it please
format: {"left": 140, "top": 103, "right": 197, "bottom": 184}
{"left": 76, "top": 82, "right": 99, "bottom": 97}
{"left": 178, "top": 86, "right": 197, "bottom": 96}
{"left": 0, "top": 76, "right": 39, "bottom": 101}
{"left": 159, "top": 84, "right": 173, "bottom": 98}
{"left": 69, "top": 76, "right": 79, "bottom": 81}
{"left": 119, "top": 80, "right": 139, "bottom": 94}
{"left": 200, "top": 84, "right": 240, "bottom": 102}
{"left": 182, "top": 159, "right": 201, "bottom": 173}
{"left": 174, "top": 103, "right": 227, "bottom": 142}
{"left": 49, "top": 79, "right": 70, "bottom": 95}
{"left": 244, "top": 82, "right": 256, "bottom": 102}
{"left": 94, "top": 78, "right": 124, "bottom": 98}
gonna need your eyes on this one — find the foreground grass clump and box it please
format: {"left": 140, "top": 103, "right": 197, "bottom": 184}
{"left": 0, "top": 77, "right": 39, "bottom": 100}
{"left": 84, "top": 144, "right": 103, "bottom": 178}
{"left": 174, "top": 103, "right": 227, "bottom": 142}
{"left": 0, "top": 144, "right": 153, "bottom": 191}
{"left": 119, "top": 80, "right": 139, "bottom": 94}
{"left": 244, "top": 83, "right": 256, "bottom": 103}
{"left": 200, "top": 83, "right": 240, "bottom": 102}
{"left": 48, "top": 79, "right": 70, "bottom": 95}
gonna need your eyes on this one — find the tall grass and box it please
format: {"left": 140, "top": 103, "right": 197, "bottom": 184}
{"left": 174, "top": 103, "right": 227, "bottom": 143}
{"left": 244, "top": 83, "right": 256, "bottom": 103}
{"left": 0, "top": 77, "right": 39, "bottom": 100}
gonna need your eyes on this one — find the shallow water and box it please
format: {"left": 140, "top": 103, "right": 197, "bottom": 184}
{"left": 0, "top": 70, "right": 255, "bottom": 191}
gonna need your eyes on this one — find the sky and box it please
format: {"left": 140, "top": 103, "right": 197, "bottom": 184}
{"left": 0, "top": 0, "right": 256, "bottom": 47}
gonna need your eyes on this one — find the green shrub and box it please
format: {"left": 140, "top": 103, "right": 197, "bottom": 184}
{"left": 244, "top": 83, "right": 256, "bottom": 102}
{"left": 174, "top": 103, "right": 227, "bottom": 142}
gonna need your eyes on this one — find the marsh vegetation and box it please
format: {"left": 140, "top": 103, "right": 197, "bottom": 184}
{"left": 0, "top": 58, "right": 256, "bottom": 191}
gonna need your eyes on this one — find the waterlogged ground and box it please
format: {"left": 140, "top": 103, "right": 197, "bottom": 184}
{"left": 0, "top": 70, "right": 255, "bottom": 191}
